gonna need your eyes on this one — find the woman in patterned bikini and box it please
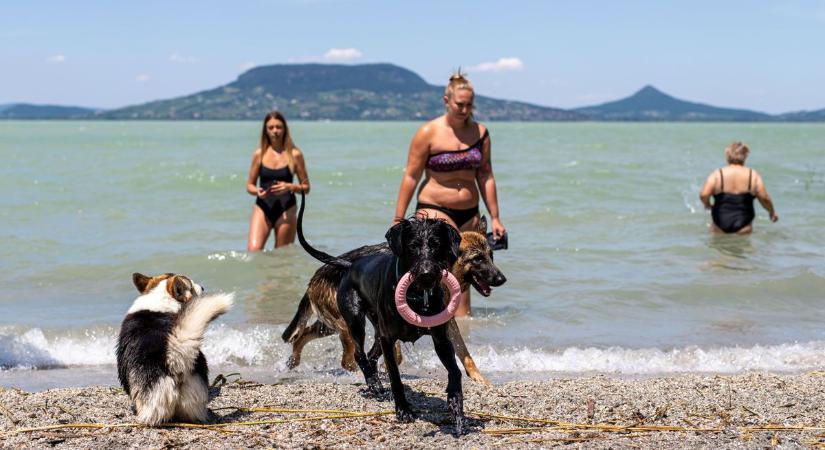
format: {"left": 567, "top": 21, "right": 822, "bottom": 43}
{"left": 393, "top": 71, "right": 506, "bottom": 316}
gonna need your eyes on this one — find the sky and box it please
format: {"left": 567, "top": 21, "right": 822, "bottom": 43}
{"left": 1, "top": 0, "right": 824, "bottom": 114}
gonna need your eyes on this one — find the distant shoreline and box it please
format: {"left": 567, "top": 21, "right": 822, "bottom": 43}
{"left": 3, "top": 64, "right": 823, "bottom": 122}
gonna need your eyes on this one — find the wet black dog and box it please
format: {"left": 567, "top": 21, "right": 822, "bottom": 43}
{"left": 296, "top": 192, "right": 467, "bottom": 434}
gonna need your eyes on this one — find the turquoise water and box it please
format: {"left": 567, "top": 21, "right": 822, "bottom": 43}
{"left": 1, "top": 121, "right": 824, "bottom": 389}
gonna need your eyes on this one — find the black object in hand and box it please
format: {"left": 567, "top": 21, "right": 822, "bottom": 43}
{"left": 486, "top": 231, "right": 508, "bottom": 251}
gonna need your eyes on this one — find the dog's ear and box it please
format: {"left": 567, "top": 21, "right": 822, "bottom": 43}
{"left": 385, "top": 220, "right": 409, "bottom": 257}
{"left": 477, "top": 215, "right": 488, "bottom": 234}
{"left": 439, "top": 221, "right": 462, "bottom": 262}
{"left": 168, "top": 275, "right": 193, "bottom": 302}
{"left": 132, "top": 272, "right": 151, "bottom": 293}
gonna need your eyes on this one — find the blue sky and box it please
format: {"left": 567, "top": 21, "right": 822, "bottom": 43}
{"left": 2, "top": 0, "right": 824, "bottom": 113}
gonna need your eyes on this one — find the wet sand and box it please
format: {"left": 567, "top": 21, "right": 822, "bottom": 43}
{"left": 3, "top": 371, "right": 825, "bottom": 449}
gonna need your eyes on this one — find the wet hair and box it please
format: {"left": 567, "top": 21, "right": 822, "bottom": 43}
{"left": 443, "top": 70, "right": 475, "bottom": 100}
{"left": 725, "top": 141, "right": 749, "bottom": 165}
{"left": 259, "top": 111, "right": 296, "bottom": 173}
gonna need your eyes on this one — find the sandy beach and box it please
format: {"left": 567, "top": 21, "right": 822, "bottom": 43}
{"left": 3, "top": 371, "right": 825, "bottom": 449}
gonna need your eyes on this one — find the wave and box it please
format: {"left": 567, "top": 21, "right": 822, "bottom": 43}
{"left": 415, "top": 343, "right": 825, "bottom": 374}
{"left": 3, "top": 325, "right": 825, "bottom": 375}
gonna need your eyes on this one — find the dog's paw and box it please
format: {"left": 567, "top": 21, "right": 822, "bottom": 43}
{"left": 358, "top": 379, "right": 385, "bottom": 399}
{"left": 341, "top": 357, "right": 358, "bottom": 372}
{"left": 286, "top": 354, "right": 300, "bottom": 369}
{"left": 395, "top": 407, "right": 416, "bottom": 423}
{"left": 447, "top": 394, "right": 465, "bottom": 435}
{"left": 452, "top": 414, "right": 465, "bottom": 436}
{"left": 366, "top": 378, "right": 384, "bottom": 397}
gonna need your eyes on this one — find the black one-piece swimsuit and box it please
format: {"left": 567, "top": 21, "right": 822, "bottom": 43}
{"left": 711, "top": 169, "right": 755, "bottom": 233}
{"left": 256, "top": 164, "right": 296, "bottom": 223}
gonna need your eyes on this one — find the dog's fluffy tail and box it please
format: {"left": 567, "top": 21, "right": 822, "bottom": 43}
{"left": 167, "top": 293, "right": 234, "bottom": 377}
{"left": 297, "top": 190, "right": 351, "bottom": 268}
{"left": 281, "top": 292, "right": 312, "bottom": 343}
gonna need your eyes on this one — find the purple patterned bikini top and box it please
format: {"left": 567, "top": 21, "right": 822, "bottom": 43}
{"left": 426, "top": 130, "right": 489, "bottom": 172}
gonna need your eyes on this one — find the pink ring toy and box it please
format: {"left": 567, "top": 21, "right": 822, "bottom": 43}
{"left": 394, "top": 270, "right": 461, "bottom": 327}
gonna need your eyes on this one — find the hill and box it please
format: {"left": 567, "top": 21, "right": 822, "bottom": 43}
{"left": 0, "top": 103, "right": 97, "bottom": 119}
{"left": 776, "top": 108, "right": 825, "bottom": 122}
{"left": 99, "top": 63, "right": 582, "bottom": 121}
{"left": 574, "top": 86, "right": 774, "bottom": 121}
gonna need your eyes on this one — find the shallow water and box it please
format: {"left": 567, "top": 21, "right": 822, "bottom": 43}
{"left": 1, "top": 121, "right": 824, "bottom": 389}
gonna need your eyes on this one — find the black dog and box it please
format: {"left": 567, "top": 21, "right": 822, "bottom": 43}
{"left": 296, "top": 192, "right": 467, "bottom": 434}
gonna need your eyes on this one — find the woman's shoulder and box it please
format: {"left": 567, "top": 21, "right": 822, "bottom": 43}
{"left": 420, "top": 117, "right": 442, "bottom": 132}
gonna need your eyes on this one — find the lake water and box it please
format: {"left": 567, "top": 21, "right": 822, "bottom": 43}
{"left": 1, "top": 120, "right": 824, "bottom": 391}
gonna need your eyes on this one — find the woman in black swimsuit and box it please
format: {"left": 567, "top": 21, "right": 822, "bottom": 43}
{"left": 393, "top": 71, "right": 506, "bottom": 315}
{"left": 699, "top": 141, "right": 778, "bottom": 234}
{"left": 246, "top": 111, "right": 310, "bottom": 250}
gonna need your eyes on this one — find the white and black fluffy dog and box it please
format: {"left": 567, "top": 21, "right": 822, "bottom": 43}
{"left": 116, "top": 272, "right": 233, "bottom": 425}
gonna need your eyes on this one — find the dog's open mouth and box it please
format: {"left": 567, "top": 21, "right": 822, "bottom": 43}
{"left": 470, "top": 274, "right": 492, "bottom": 297}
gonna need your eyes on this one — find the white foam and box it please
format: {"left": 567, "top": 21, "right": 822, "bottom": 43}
{"left": 4, "top": 325, "right": 825, "bottom": 375}
{"left": 206, "top": 251, "right": 252, "bottom": 262}
{"left": 201, "top": 324, "right": 284, "bottom": 366}
{"left": 0, "top": 328, "right": 116, "bottom": 369}
{"left": 415, "top": 342, "right": 825, "bottom": 374}
{"left": 0, "top": 325, "right": 289, "bottom": 371}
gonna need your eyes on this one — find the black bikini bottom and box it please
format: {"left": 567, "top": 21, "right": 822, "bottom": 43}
{"left": 256, "top": 193, "right": 296, "bottom": 224}
{"left": 415, "top": 202, "right": 479, "bottom": 228}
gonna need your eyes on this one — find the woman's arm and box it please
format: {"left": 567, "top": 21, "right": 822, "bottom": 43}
{"left": 246, "top": 148, "right": 264, "bottom": 197}
{"left": 699, "top": 171, "right": 717, "bottom": 210}
{"left": 753, "top": 171, "right": 778, "bottom": 222}
{"left": 475, "top": 128, "right": 506, "bottom": 238}
{"left": 393, "top": 125, "right": 431, "bottom": 223}
{"left": 290, "top": 148, "right": 311, "bottom": 194}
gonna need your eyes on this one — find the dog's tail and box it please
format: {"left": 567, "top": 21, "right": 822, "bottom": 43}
{"left": 281, "top": 292, "right": 312, "bottom": 343}
{"left": 297, "top": 190, "right": 351, "bottom": 268}
{"left": 167, "top": 293, "right": 234, "bottom": 377}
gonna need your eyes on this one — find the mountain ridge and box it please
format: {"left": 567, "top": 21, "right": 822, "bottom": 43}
{"left": 98, "top": 63, "right": 580, "bottom": 121}
{"left": 574, "top": 85, "right": 773, "bottom": 121}
{"left": 2, "top": 64, "right": 824, "bottom": 121}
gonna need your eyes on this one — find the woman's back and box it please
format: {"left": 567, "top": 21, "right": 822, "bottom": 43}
{"left": 711, "top": 166, "right": 755, "bottom": 233}
{"left": 714, "top": 165, "right": 754, "bottom": 195}
{"left": 699, "top": 141, "right": 778, "bottom": 234}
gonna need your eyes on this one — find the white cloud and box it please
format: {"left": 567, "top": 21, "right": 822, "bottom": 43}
{"left": 239, "top": 61, "right": 257, "bottom": 71}
{"left": 323, "top": 48, "right": 363, "bottom": 62}
{"left": 469, "top": 57, "right": 525, "bottom": 73}
{"left": 46, "top": 54, "right": 66, "bottom": 64}
{"left": 169, "top": 53, "right": 199, "bottom": 63}
{"left": 136, "top": 74, "right": 150, "bottom": 82}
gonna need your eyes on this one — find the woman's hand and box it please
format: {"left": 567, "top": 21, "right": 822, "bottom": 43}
{"left": 491, "top": 217, "right": 506, "bottom": 240}
{"left": 770, "top": 212, "right": 779, "bottom": 222}
{"left": 256, "top": 187, "right": 268, "bottom": 199}
{"left": 268, "top": 181, "right": 292, "bottom": 196}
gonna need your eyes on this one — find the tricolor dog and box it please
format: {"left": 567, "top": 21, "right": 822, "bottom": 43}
{"left": 116, "top": 272, "right": 233, "bottom": 425}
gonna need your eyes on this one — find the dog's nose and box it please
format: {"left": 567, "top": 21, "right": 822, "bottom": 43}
{"left": 491, "top": 273, "right": 506, "bottom": 287}
{"left": 416, "top": 271, "right": 439, "bottom": 288}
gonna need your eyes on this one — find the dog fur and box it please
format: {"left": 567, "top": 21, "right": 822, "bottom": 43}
{"left": 116, "top": 272, "right": 233, "bottom": 425}
{"left": 294, "top": 192, "right": 477, "bottom": 434}
{"left": 282, "top": 221, "right": 506, "bottom": 386}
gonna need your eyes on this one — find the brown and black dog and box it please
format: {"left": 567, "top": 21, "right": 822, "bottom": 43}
{"left": 282, "top": 217, "right": 506, "bottom": 386}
